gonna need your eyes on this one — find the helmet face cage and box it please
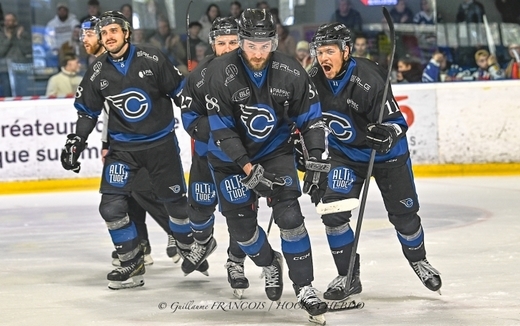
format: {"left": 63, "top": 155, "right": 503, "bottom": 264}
{"left": 80, "top": 17, "right": 99, "bottom": 42}
{"left": 309, "top": 23, "right": 351, "bottom": 57}
{"left": 209, "top": 17, "right": 239, "bottom": 44}
{"left": 96, "top": 11, "right": 131, "bottom": 41}
{"left": 237, "top": 9, "right": 278, "bottom": 53}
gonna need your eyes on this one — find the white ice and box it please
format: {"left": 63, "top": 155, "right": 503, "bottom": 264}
{"left": 1, "top": 176, "right": 520, "bottom": 326}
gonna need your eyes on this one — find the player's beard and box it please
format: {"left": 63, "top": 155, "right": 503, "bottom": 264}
{"left": 244, "top": 52, "right": 272, "bottom": 72}
{"left": 104, "top": 38, "right": 126, "bottom": 56}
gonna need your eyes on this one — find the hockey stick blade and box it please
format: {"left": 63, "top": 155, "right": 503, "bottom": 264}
{"left": 316, "top": 198, "right": 360, "bottom": 215}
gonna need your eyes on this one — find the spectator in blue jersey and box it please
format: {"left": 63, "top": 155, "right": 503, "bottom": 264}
{"left": 390, "top": 0, "right": 414, "bottom": 24}
{"left": 330, "top": 0, "right": 363, "bottom": 33}
{"left": 422, "top": 51, "right": 449, "bottom": 82}
{"left": 414, "top": 0, "right": 435, "bottom": 25}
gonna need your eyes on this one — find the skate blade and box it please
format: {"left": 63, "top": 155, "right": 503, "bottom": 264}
{"left": 108, "top": 275, "right": 144, "bottom": 290}
{"left": 199, "top": 270, "right": 209, "bottom": 277}
{"left": 233, "top": 289, "right": 244, "bottom": 299}
{"left": 170, "top": 254, "right": 181, "bottom": 264}
{"left": 144, "top": 255, "right": 154, "bottom": 266}
{"left": 308, "top": 313, "right": 326, "bottom": 325}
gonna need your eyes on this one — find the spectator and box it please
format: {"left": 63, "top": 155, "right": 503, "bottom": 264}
{"left": 132, "top": 28, "right": 147, "bottom": 45}
{"left": 396, "top": 55, "right": 423, "bottom": 83}
{"left": 46, "top": 3, "right": 80, "bottom": 52}
{"left": 352, "top": 34, "right": 372, "bottom": 60}
{"left": 330, "top": 0, "right": 363, "bottom": 33}
{"left": 471, "top": 49, "right": 505, "bottom": 80}
{"left": 0, "top": 12, "right": 32, "bottom": 97}
{"left": 45, "top": 53, "right": 82, "bottom": 96}
{"left": 505, "top": 43, "right": 520, "bottom": 79}
{"left": 194, "top": 42, "right": 209, "bottom": 64}
{"left": 422, "top": 51, "right": 448, "bottom": 82}
{"left": 79, "top": 0, "right": 101, "bottom": 23}
{"left": 0, "top": 12, "right": 32, "bottom": 62}
{"left": 229, "top": 1, "right": 242, "bottom": 19}
{"left": 149, "top": 15, "right": 187, "bottom": 67}
{"left": 120, "top": 4, "right": 135, "bottom": 27}
{"left": 495, "top": 0, "right": 520, "bottom": 24}
{"left": 456, "top": 0, "right": 485, "bottom": 23}
{"left": 295, "top": 40, "right": 312, "bottom": 71}
{"left": 256, "top": 1, "right": 270, "bottom": 10}
{"left": 198, "top": 4, "right": 221, "bottom": 42}
{"left": 390, "top": 0, "right": 414, "bottom": 24}
{"left": 276, "top": 23, "right": 296, "bottom": 57}
{"left": 184, "top": 21, "right": 211, "bottom": 64}
{"left": 414, "top": 0, "right": 435, "bottom": 25}
{"left": 59, "top": 24, "right": 88, "bottom": 72}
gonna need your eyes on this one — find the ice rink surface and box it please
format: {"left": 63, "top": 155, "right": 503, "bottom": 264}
{"left": 1, "top": 176, "right": 519, "bottom": 326}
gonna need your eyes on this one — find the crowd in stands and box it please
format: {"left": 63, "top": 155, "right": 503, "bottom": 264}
{"left": 0, "top": 0, "right": 520, "bottom": 97}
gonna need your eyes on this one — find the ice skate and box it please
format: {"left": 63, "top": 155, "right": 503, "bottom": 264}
{"left": 324, "top": 254, "right": 362, "bottom": 300}
{"left": 181, "top": 237, "right": 217, "bottom": 275}
{"left": 178, "top": 246, "right": 211, "bottom": 276}
{"left": 166, "top": 234, "right": 181, "bottom": 263}
{"left": 225, "top": 260, "right": 249, "bottom": 299}
{"left": 261, "top": 251, "right": 284, "bottom": 301}
{"left": 107, "top": 254, "right": 145, "bottom": 290}
{"left": 294, "top": 284, "right": 328, "bottom": 325}
{"left": 111, "top": 240, "right": 153, "bottom": 267}
{"left": 410, "top": 258, "right": 442, "bottom": 294}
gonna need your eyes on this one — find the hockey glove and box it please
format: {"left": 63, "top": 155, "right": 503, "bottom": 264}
{"left": 366, "top": 122, "right": 402, "bottom": 153}
{"left": 60, "top": 134, "right": 86, "bottom": 173}
{"left": 303, "top": 157, "right": 331, "bottom": 205}
{"left": 241, "top": 164, "right": 286, "bottom": 198}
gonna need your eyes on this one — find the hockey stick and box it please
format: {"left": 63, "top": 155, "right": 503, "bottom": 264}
{"left": 316, "top": 198, "right": 360, "bottom": 215}
{"left": 338, "top": 7, "right": 396, "bottom": 308}
{"left": 483, "top": 14, "right": 496, "bottom": 57}
{"left": 186, "top": 0, "right": 194, "bottom": 72}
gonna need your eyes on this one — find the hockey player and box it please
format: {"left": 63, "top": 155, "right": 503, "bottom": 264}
{"left": 306, "top": 22, "right": 442, "bottom": 300}
{"left": 179, "top": 17, "right": 249, "bottom": 297}
{"left": 203, "top": 9, "right": 328, "bottom": 324}
{"left": 81, "top": 15, "right": 181, "bottom": 267}
{"left": 60, "top": 11, "right": 190, "bottom": 289}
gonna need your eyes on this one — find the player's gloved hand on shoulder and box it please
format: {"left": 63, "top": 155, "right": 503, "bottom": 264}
{"left": 303, "top": 157, "right": 331, "bottom": 205}
{"left": 366, "top": 122, "right": 402, "bottom": 153}
{"left": 241, "top": 164, "right": 286, "bottom": 198}
{"left": 60, "top": 134, "right": 87, "bottom": 173}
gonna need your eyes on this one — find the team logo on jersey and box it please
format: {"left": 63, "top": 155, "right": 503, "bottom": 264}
{"left": 308, "top": 66, "right": 318, "bottom": 77}
{"left": 272, "top": 61, "right": 300, "bottom": 77}
{"left": 328, "top": 167, "right": 355, "bottom": 194}
{"left": 169, "top": 185, "right": 181, "bottom": 194}
{"left": 106, "top": 88, "right": 152, "bottom": 122}
{"left": 347, "top": 98, "right": 359, "bottom": 111}
{"left": 136, "top": 50, "right": 159, "bottom": 62}
{"left": 232, "top": 87, "right": 251, "bottom": 102}
{"left": 105, "top": 162, "right": 129, "bottom": 188}
{"left": 205, "top": 94, "right": 220, "bottom": 112}
{"left": 322, "top": 111, "right": 355, "bottom": 142}
{"left": 225, "top": 64, "right": 238, "bottom": 86}
{"left": 90, "top": 62, "right": 102, "bottom": 81}
{"left": 100, "top": 79, "right": 109, "bottom": 90}
{"left": 138, "top": 69, "right": 154, "bottom": 78}
{"left": 191, "top": 182, "right": 216, "bottom": 205}
{"left": 201, "top": 68, "right": 207, "bottom": 78}
{"left": 239, "top": 104, "right": 276, "bottom": 141}
{"left": 350, "top": 74, "right": 371, "bottom": 92}
{"left": 220, "top": 174, "right": 250, "bottom": 204}
{"left": 270, "top": 87, "right": 290, "bottom": 98}
{"left": 400, "top": 198, "right": 414, "bottom": 208}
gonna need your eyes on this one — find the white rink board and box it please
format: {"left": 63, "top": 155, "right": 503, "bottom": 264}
{"left": 1, "top": 80, "right": 519, "bottom": 182}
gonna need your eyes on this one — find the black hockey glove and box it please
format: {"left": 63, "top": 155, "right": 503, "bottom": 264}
{"left": 60, "top": 134, "right": 86, "bottom": 173}
{"left": 366, "top": 122, "right": 402, "bottom": 153}
{"left": 241, "top": 164, "right": 286, "bottom": 198}
{"left": 303, "top": 157, "right": 331, "bottom": 205}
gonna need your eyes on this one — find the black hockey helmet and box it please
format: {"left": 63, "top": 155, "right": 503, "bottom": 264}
{"left": 237, "top": 9, "right": 278, "bottom": 51}
{"left": 96, "top": 10, "right": 132, "bottom": 40}
{"left": 310, "top": 22, "right": 352, "bottom": 57}
{"left": 209, "top": 16, "right": 239, "bottom": 44}
{"left": 80, "top": 16, "right": 99, "bottom": 41}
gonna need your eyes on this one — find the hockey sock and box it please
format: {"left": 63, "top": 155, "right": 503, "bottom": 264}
{"left": 325, "top": 222, "right": 355, "bottom": 276}
{"left": 190, "top": 214, "right": 215, "bottom": 244}
{"left": 169, "top": 216, "right": 193, "bottom": 248}
{"left": 237, "top": 226, "right": 273, "bottom": 266}
{"left": 280, "top": 224, "right": 314, "bottom": 286}
{"left": 397, "top": 226, "right": 426, "bottom": 262}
